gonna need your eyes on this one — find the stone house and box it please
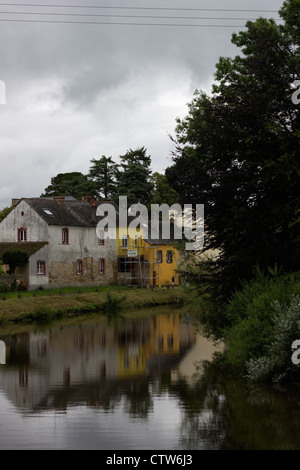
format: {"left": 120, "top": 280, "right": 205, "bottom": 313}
{"left": 0, "top": 196, "right": 117, "bottom": 290}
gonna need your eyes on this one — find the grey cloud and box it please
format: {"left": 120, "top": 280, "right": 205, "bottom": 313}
{"left": 0, "top": 0, "right": 285, "bottom": 208}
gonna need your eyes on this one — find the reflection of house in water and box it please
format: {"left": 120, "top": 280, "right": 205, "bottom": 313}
{"left": 148, "top": 314, "right": 180, "bottom": 356}
{"left": 117, "top": 314, "right": 183, "bottom": 377}
{"left": 172, "top": 332, "right": 224, "bottom": 386}
{"left": 0, "top": 314, "right": 196, "bottom": 412}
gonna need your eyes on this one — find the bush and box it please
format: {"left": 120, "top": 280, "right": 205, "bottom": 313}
{"left": 0, "top": 314, "right": 7, "bottom": 326}
{"left": 0, "top": 261, "right": 6, "bottom": 276}
{"left": 246, "top": 295, "right": 300, "bottom": 385}
{"left": 0, "top": 282, "right": 8, "bottom": 293}
{"left": 103, "top": 291, "right": 126, "bottom": 314}
{"left": 223, "top": 270, "right": 300, "bottom": 368}
{"left": 31, "top": 307, "right": 53, "bottom": 324}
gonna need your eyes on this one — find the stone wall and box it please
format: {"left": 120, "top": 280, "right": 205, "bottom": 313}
{"left": 49, "top": 256, "right": 117, "bottom": 287}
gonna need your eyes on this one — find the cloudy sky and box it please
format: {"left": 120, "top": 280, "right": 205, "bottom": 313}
{"left": 0, "top": 0, "right": 284, "bottom": 209}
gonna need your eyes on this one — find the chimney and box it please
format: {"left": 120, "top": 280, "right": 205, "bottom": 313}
{"left": 11, "top": 198, "right": 21, "bottom": 206}
{"left": 53, "top": 196, "right": 65, "bottom": 205}
{"left": 82, "top": 196, "right": 95, "bottom": 204}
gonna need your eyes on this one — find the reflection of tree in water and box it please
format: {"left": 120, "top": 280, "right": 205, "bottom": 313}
{"left": 169, "top": 362, "right": 235, "bottom": 450}
{"left": 223, "top": 379, "right": 300, "bottom": 450}
{"left": 119, "top": 366, "right": 234, "bottom": 450}
{"left": 195, "top": 358, "right": 300, "bottom": 450}
{"left": 123, "top": 380, "right": 153, "bottom": 419}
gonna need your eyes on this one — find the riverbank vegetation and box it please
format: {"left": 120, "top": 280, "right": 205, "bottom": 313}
{"left": 165, "top": 0, "right": 300, "bottom": 386}
{"left": 0, "top": 285, "right": 185, "bottom": 326}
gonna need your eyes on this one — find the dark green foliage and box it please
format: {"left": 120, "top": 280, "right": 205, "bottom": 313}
{"left": 246, "top": 295, "right": 300, "bottom": 384}
{"left": 41, "top": 172, "right": 97, "bottom": 199}
{"left": 0, "top": 282, "right": 8, "bottom": 293}
{"left": 166, "top": 1, "right": 300, "bottom": 302}
{"left": 0, "top": 314, "right": 7, "bottom": 326}
{"left": 103, "top": 291, "right": 126, "bottom": 314}
{"left": 223, "top": 270, "right": 300, "bottom": 372}
{"left": 0, "top": 205, "right": 14, "bottom": 222}
{"left": 88, "top": 156, "right": 120, "bottom": 200}
{"left": 116, "top": 147, "right": 153, "bottom": 205}
{"left": 148, "top": 172, "right": 179, "bottom": 206}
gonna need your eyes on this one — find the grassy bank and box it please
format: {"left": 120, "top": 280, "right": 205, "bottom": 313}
{"left": 0, "top": 285, "right": 185, "bottom": 325}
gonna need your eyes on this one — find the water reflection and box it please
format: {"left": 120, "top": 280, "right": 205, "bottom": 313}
{"left": 0, "top": 313, "right": 198, "bottom": 412}
{"left": 0, "top": 310, "right": 228, "bottom": 449}
{"left": 1, "top": 309, "right": 300, "bottom": 450}
{"left": 0, "top": 340, "right": 5, "bottom": 364}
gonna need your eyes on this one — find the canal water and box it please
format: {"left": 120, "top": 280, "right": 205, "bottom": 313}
{"left": 0, "top": 307, "right": 300, "bottom": 450}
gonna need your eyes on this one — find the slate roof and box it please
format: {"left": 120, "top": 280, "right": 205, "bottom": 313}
{"left": 21, "top": 197, "right": 145, "bottom": 228}
{"left": 24, "top": 198, "right": 99, "bottom": 227}
{"left": 12, "top": 198, "right": 179, "bottom": 244}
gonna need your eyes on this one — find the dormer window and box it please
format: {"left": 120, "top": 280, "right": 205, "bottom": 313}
{"left": 17, "top": 228, "right": 27, "bottom": 242}
{"left": 62, "top": 228, "right": 69, "bottom": 245}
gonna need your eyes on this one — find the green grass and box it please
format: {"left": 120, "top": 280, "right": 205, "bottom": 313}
{"left": 0, "top": 284, "right": 129, "bottom": 298}
{"left": 0, "top": 285, "right": 185, "bottom": 325}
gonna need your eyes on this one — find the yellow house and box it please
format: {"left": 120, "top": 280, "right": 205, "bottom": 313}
{"left": 144, "top": 240, "right": 179, "bottom": 287}
{"left": 116, "top": 219, "right": 180, "bottom": 287}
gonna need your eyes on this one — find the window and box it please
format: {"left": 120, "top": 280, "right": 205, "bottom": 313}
{"left": 37, "top": 261, "right": 46, "bottom": 275}
{"left": 98, "top": 230, "right": 105, "bottom": 246}
{"left": 77, "top": 260, "right": 83, "bottom": 275}
{"left": 17, "top": 228, "right": 27, "bottom": 242}
{"left": 166, "top": 250, "right": 173, "bottom": 264}
{"left": 157, "top": 250, "right": 163, "bottom": 263}
{"left": 118, "top": 257, "right": 131, "bottom": 273}
{"left": 122, "top": 235, "right": 128, "bottom": 248}
{"left": 62, "top": 228, "right": 69, "bottom": 245}
{"left": 99, "top": 258, "right": 105, "bottom": 275}
{"left": 135, "top": 235, "right": 139, "bottom": 247}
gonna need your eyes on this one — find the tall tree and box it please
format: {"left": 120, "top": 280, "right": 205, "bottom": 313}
{"left": 41, "top": 172, "right": 97, "bottom": 199}
{"left": 117, "top": 147, "right": 153, "bottom": 206}
{"left": 0, "top": 205, "right": 14, "bottom": 222}
{"left": 88, "top": 156, "right": 119, "bottom": 200}
{"left": 166, "top": 0, "right": 300, "bottom": 302}
{"left": 148, "top": 172, "right": 179, "bottom": 206}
